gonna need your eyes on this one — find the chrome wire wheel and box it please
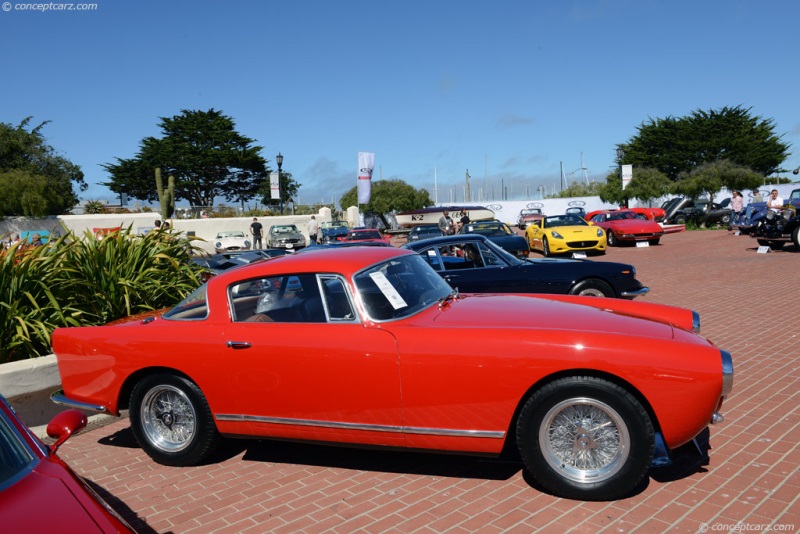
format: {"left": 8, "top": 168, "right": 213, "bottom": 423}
{"left": 576, "top": 286, "right": 605, "bottom": 297}
{"left": 140, "top": 384, "right": 197, "bottom": 453}
{"left": 538, "top": 397, "right": 629, "bottom": 484}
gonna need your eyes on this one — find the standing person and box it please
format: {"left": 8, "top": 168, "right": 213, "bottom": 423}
{"left": 751, "top": 189, "right": 764, "bottom": 203}
{"left": 438, "top": 209, "right": 454, "bottom": 236}
{"left": 307, "top": 215, "right": 319, "bottom": 244}
{"left": 459, "top": 212, "right": 471, "bottom": 233}
{"left": 730, "top": 191, "right": 744, "bottom": 226}
{"left": 250, "top": 217, "right": 263, "bottom": 249}
{"left": 766, "top": 189, "right": 784, "bottom": 213}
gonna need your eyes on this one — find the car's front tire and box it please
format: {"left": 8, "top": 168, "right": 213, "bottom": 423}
{"left": 606, "top": 232, "right": 618, "bottom": 247}
{"left": 542, "top": 237, "right": 550, "bottom": 257}
{"left": 130, "top": 374, "right": 220, "bottom": 466}
{"left": 569, "top": 279, "right": 614, "bottom": 297}
{"left": 516, "top": 376, "right": 654, "bottom": 501}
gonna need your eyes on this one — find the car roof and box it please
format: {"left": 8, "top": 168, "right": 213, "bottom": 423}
{"left": 209, "top": 246, "right": 412, "bottom": 284}
{"left": 403, "top": 233, "right": 491, "bottom": 249}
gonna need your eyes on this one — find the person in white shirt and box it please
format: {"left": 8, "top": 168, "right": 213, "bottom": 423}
{"left": 308, "top": 216, "right": 319, "bottom": 244}
{"left": 766, "top": 189, "right": 784, "bottom": 213}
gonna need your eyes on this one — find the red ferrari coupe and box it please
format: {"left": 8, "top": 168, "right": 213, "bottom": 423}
{"left": 52, "top": 247, "right": 733, "bottom": 501}
{"left": 0, "top": 394, "right": 133, "bottom": 533}
{"left": 586, "top": 210, "right": 664, "bottom": 246}
{"left": 339, "top": 228, "right": 391, "bottom": 244}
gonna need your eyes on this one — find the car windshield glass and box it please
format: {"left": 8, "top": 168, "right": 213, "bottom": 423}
{"left": 545, "top": 215, "right": 587, "bottom": 228}
{"left": 163, "top": 285, "right": 209, "bottom": 320}
{"left": 273, "top": 226, "right": 298, "bottom": 234}
{"left": 466, "top": 223, "right": 507, "bottom": 236}
{"left": 0, "top": 409, "right": 35, "bottom": 488}
{"left": 217, "top": 231, "right": 245, "bottom": 238}
{"left": 608, "top": 212, "right": 637, "bottom": 221}
{"left": 354, "top": 255, "right": 451, "bottom": 321}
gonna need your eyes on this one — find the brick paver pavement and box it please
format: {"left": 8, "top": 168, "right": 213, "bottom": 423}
{"left": 54, "top": 229, "right": 799, "bottom": 533}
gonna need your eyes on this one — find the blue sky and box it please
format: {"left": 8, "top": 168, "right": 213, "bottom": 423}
{"left": 2, "top": 0, "right": 799, "bottom": 209}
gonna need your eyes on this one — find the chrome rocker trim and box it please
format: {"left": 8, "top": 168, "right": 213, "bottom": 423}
{"left": 216, "top": 414, "right": 505, "bottom": 439}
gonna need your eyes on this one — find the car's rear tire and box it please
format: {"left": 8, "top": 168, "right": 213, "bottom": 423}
{"left": 793, "top": 227, "right": 800, "bottom": 250}
{"left": 516, "top": 376, "right": 654, "bottom": 501}
{"left": 606, "top": 232, "right": 618, "bottom": 247}
{"left": 542, "top": 237, "right": 550, "bottom": 257}
{"left": 569, "top": 279, "right": 614, "bottom": 298}
{"left": 130, "top": 374, "right": 220, "bottom": 466}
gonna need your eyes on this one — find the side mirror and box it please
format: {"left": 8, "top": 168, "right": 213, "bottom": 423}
{"left": 46, "top": 409, "right": 88, "bottom": 453}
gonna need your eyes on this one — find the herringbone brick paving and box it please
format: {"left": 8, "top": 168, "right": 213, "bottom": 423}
{"left": 55, "top": 229, "right": 799, "bottom": 533}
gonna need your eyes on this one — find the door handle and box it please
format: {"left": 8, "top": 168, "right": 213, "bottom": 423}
{"left": 226, "top": 341, "right": 252, "bottom": 349}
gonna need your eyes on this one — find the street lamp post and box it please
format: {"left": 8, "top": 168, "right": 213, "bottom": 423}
{"left": 276, "top": 152, "right": 284, "bottom": 215}
{"left": 616, "top": 147, "right": 626, "bottom": 208}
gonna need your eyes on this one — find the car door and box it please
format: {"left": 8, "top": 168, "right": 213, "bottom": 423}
{"left": 527, "top": 220, "right": 544, "bottom": 250}
{"left": 222, "top": 274, "right": 405, "bottom": 447}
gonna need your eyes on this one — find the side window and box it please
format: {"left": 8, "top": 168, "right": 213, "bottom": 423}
{"left": 440, "top": 244, "right": 473, "bottom": 271}
{"left": 230, "top": 274, "right": 318, "bottom": 323}
{"left": 420, "top": 248, "right": 442, "bottom": 271}
{"left": 476, "top": 242, "right": 502, "bottom": 266}
{"left": 319, "top": 276, "right": 357, "bottom": 322}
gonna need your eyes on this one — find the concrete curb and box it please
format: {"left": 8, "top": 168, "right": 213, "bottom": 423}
{"left": 0, "top": 355, "right": 66, "bottom": 434}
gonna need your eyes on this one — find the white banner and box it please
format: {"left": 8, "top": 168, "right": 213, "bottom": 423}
{"left": 357, "top": 152, "right": 375, "bottom": 204}
{"left": 270, "top": 172, "right": 280, "bottom": 200}
{"left": 621, "top": 164, "right": 633, "bottom": 190}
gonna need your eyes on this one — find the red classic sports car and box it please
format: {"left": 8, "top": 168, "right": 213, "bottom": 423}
{"left": 338, "top": 228, "right": 391, "bottom": 244}
{"left": 0, "top": 394, "right": 133, "bottom": 533}
{"left": 52, "top": 247, "right": 733, "bottom": 501}
{"left": 586, "top": 207, "right": 667, "bottom": 223}
{"left": 586, "top": 210, "right": 664, "bottom": 246}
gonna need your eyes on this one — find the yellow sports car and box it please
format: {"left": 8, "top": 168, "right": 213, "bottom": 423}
{"left": 525, "top": 214, "right": 606, "bottom": 256}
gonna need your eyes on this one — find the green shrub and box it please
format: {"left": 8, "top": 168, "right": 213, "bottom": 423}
{"left": 0, "top": 228, "right": 207, "bottom": 363}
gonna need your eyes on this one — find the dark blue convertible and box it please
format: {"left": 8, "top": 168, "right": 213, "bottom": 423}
{"left": 402, "top": 234, "right": 649, "bottom": 299}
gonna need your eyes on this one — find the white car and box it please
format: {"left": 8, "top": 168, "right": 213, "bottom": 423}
{"left": 214, "top": 231, "right": 251, "bottom": 253}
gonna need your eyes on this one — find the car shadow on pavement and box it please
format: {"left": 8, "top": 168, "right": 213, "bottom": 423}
{"left": 240, "top": 439, "right": 524, "bottom": 481}
{"left": 83, "top": 478, "right": 165, "bottom": 534}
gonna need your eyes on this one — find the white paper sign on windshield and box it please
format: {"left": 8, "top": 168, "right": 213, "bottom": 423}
{"left": 368, "top": 272, "right": 408, "bottom": 310}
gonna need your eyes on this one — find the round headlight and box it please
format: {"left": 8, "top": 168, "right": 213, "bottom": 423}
{"left": 215, "top": 242, "right": 222, "bottom": 248}
{"left": 765, "top": 211, "right": 775, "bottom": 221}
{"left": 245, "top": 240, "right": 251, "bottom": 247}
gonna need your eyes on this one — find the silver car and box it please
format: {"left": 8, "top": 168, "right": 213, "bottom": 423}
{"left": 268, "top": 224, "right": 307, "bottom": 250}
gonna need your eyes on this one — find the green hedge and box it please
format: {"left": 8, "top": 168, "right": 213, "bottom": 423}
{"left": 0, "top": 228, "right": 207, "bottom": 363}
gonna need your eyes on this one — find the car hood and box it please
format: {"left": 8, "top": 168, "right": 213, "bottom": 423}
{"left": 429, "top": 293, "right": 676, "bottom": 339}
{"left": 3, "top": 465, "right": 126, "bottom": 533}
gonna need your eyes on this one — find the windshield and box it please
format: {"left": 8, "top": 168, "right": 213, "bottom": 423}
{"left": 464, "top": 223, "right": 510, "bottom": 236}
{"left": 0, "top": 407, "right": 36, "bottom": 489}
{"left": 607, "top": 211, "right": 637, "bottom": 221}
{"left": 354, "top": 254, "right": 451, "bottom": 321}
{"left": 272, "top": 225, "right": 299, "bottom": 234}
{"left": 217, "top": 231, "right": 245, "bottom": 238}
{"left": 544, "top": 215, "right": 588, "bottom": 228}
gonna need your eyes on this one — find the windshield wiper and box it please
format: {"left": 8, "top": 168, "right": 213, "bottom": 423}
{"left": 438, "top": 288, "right": 461, "bottom": 308}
